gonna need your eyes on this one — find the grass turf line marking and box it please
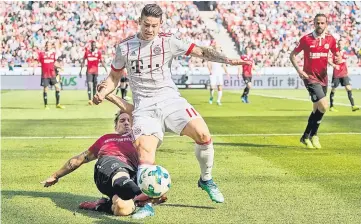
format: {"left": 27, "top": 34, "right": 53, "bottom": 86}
{"left": 253, "top": 93, "right": 360, "bottom": 107}
{"left": 3, "top": 132, "right": 361, "bottom": 139}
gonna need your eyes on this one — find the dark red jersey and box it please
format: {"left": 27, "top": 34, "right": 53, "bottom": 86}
{"left": 38, "top": 51, "right": 56, "bottom": 78}
{"left": 88, "top": 133, "right": 139, "bottom": 169}
{"left": 294, "top": 32, "right": 338, "bottom": 86}
{"left": 240, "top": 55, "right": 253, "bottom": 77}
{"left": 84, "top": 48, "right": 102, "bottom": 74}
{"left": 332, "top": 50, "right": 348, "bottom": 78}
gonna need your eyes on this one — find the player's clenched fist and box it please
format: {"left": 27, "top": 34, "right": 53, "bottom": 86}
{"left": 93, "top": 93, "right": 105, "bottom": 105}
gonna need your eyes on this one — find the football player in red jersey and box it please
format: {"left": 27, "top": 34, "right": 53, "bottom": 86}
{"left": 328, "top": 39, "right": 359, "bottom": 112}
{"left": 238, "top": 46, "right": 256, "bottom": 103}
{"left": 79, "top": 41, "right": 108, "bottom": 105}
{"left": 42, "top": 102, "right": 166, "bottom": 219}
{"left": 34, "top": 41, "right": 65, "bottom": 109}
{"left": 290, "top": 14, "right": 342, "bottom": 149}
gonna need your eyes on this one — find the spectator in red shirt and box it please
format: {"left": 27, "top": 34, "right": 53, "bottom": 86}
{"left": 290, "top": 14, "right": 342, "bottom": 149}
{"left": 33, "top": 41, "right": 65, "bottom": 109}
{"left": 328, "top": 39, "right": 359, "bottom": 112}
{"left": 79, "top": 41, "right": 108, "bottom": 105}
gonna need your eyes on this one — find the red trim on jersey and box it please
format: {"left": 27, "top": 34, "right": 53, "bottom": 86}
{"left": 161, "top": 38, "right": 165, "bottom": 78}
{"left": 186, "top": 109, "right": 192, "bottom": 117}
{"left": 138, "top": 42, "right": 141, "bottom": 77}
{"left": 185, "top": 43, "right": 195, "bottom": 56}
{"left": 120, "top": 35, "right": 135, "bottom": 44}
{"left": 191, "top": 108, "right": 197, "bottom": 116}
{"left": 158, "top": 32, "right": 172, "bottom": 37}
{"left": 196, "top": 138, "right": 212, "bottom": 145}
{"left": 150, "top": 44, "right": 153, "bottom": 80}
{"left": 111, "top": 64, "right": 124, "bottom": 72}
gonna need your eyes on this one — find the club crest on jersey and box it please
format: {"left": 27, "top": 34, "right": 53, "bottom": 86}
{"left": 130, "top": 51, "right": 137, "bottom": 56}
{"left": 324, "top": 44, "right": 329, "bottom": 49}
{"left": 153, "top": 46, "right": 162, "bottom": 55}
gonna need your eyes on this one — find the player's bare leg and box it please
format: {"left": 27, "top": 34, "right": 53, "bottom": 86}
{"left": 329, "top": 87, "right": 338, "bottom": 112}
{"left": 181, "top": 118, "right": 224, "bottom": 203}
{"left": 209, "top": 86, "right": 215, "bottom": 104}
{"left": 345, "top": 85, "right": 359, "bottom": 111}
{"left": 216, "top": 85, "right": 223, "bottom": 106}
{"left": 55, "top": 84, "right": 65, "bottom": 109}
{"left": 43, "top": 86, "right": 49, "bottom": 109}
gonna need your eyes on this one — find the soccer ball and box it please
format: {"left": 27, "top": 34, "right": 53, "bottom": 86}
{"left": 139, "top": 165, "right": 171, "bottom": 198}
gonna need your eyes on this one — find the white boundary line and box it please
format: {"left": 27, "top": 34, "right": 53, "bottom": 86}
{"left": 252, "top": 93, "right": 360, "bottom": 107}
{"left": 2, "top": 132, "right": 361, "bottom": 139}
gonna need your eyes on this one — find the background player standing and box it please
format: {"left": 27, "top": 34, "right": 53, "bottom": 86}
{"left": 33, "top": 41, "right": 65, "bottom": 109}
{"left": 328, "top": 39, "right": 359, "bottom": 112}
{"left": 79, "top": 41, "right": 108, "bottom": 105}
{"left": 238, "top": 46, "right": 256, "bottom": 104}
{"left": 207, "top": 45, "right": 229, "bottom": 106}
{"left": 290, "top": 14, "right": 342, "bottom": 149}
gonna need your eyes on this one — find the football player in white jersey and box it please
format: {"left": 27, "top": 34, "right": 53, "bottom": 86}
{"left": 207, "top": 45, "right": 229, "bottom": 105}
{"left": 93, "top": 4, "right": 250, "bottom": 206}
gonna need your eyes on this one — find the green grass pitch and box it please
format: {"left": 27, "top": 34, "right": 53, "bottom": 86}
{"left": 1, "top": 89, "right": 361, "bottom": 224}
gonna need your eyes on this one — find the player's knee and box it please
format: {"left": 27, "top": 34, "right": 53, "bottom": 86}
{"left": 195, "top": 131, "right": 211, "bottom": 144}
{"left": 113, "top": 176, "right": 141, "bottom": 200}
{"left": 318, "top": 101, "right": 328, "bottom": 113}
{"left": 345, "top": 85, "right": 352, "bottom": 91}
{"left": 331, "top": 88, "right": 336, "bottom": 93}
{"left": 134, "top": 137, "right": 158, "bottom": 163}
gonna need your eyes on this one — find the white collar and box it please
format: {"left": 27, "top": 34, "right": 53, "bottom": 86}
{"left": 312, "top": 31, "right": 326, "bottom": 39}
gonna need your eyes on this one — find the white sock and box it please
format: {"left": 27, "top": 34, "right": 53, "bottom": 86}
{"left": 195, "top": 140, "right": 214, "bottom": 181}
{"left": 210, "top": 89, "right": 214, "bottom": 98}
{"left": 137, "top": 164, "right": 153, "bottom": 185}
{"left": 217, "top": 91, "right": 223, "bottom": 102}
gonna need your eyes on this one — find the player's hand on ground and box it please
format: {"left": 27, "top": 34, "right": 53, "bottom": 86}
{"left": 297, "top": 70, "right": 309, "bottom": 79}
{"left": 41, "top": 176, "right": 58, "bottom": 187}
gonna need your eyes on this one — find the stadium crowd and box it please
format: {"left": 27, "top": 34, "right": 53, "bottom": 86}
{"left": 1, "top": 1, "right": 361, "bottom": 70}
{"left": 217, "top": 1, "right": 361, "bottom": 67}
{"left": 0, "top": 1, "right": 212, "bottom": 69}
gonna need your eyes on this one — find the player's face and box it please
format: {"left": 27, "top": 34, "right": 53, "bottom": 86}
{"left": 45, "top": 42, "right": 52, "bottom": 50}
{"left": 91, "top": 42, "right": 96, "bottom": 49}
{"left": 337, "top": 40, "right": 345, "bottom": 49}
{"left": 139, "top": 16, "right": 162, "bottom": 40}
{"left": 115, "top": 113, "right": 131, "bottom": 134}
{"left": 314, "top": 16, "right": 327, "bottom": 35}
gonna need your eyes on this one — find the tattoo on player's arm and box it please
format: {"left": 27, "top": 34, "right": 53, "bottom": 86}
{"left": 200, "top": 46, "right": 228, "bottom": 63}
{"left": 192, "top": 46, "right": 228, "bottom": 64}
{"left": 66, "top": 160, "right": 75, "bottom": 171}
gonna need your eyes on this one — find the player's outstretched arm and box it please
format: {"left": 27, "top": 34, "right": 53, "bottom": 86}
{"left": 93, "top": 69, "right": 123, "bottom": 105}
{"left": 106, "top": 94, "right": 134, "bottom": 115}
{"left": 190, "top": 46, "right": 250, "bottom": 66}
{"left": 96, "top": 80, "right": 134, "bottom": 115}
{"left": 41, "top": 150, "right": 96, "bottom": 187}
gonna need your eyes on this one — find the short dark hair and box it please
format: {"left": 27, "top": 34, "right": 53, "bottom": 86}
{"left": 141, "top": 4, "right": 163, "bottom": 20}
{"left": 114, "top": 110, "right": 127, "bottom": 126}
{"left": 314, "top": 13, "right": 327, "bottom": 22}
